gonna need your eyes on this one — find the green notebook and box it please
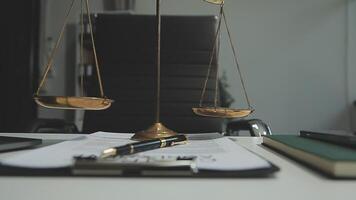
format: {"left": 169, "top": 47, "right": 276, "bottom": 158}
{"left": 263, "top": 135, "right": 356, "bottom": 178}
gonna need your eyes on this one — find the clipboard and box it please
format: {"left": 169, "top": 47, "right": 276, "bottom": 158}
{"left": 0, "top": 136, "right": 41, "bottom": 152}
{"left": 0, "top": 156, "right": 279, "bottom": 178}
{"left": 0, "top": 132, "right": 279, "bottom": 177}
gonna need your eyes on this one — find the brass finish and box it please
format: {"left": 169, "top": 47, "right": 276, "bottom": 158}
{"left": 34, "top": 96, "right": 112, "bottom": 110}
{"left": 129, "top": 145, "right": 134, "bottom": 154}
{"left": 194, "top": 1, "right": 253, "bottom": 119}
{"left": 34, "top": 0, "right": 112, "bottom": 110}
{"left": 132, "top": 123, "right": 177, "bottom": 141}
{"left": 34, "top": 96, "right": 113, "bottom": 110}
{"left": 193, "top": 107, "right": 253, "bottom": 118}
{"left": 132, "top": 0, "right": 177, "bottom": 140}
{"left": 160, "top": 138, "right": 167, "bottom": 148}
{"left": 204, "top": 0, "right": 224, "bottom": 5}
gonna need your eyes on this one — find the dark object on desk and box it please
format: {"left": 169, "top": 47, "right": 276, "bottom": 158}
{"left": 0, "top": 136, "right": 42, "bottom": 152}
{"left": 73, "top": 158, "right": 196, "bottom": 177}
{"left": 263, "top": 135, "right": 356, "bottom": 178}
{"left": 100, "top": 135, "right": 187, "bottom": 158}
{"left": 0, "top": 132, "right": 278, "bottom": 177}
{"left": 0, "top": 156, "right": 279, "bottom": 178}
{"left": 226, "top": 119, "right": 271, "bottom": 136}
{"left": 0, "top": 150, "right": 278, "bottom": 177}
{"left": 300, "top": 130, "right": 356, "bottom": 148}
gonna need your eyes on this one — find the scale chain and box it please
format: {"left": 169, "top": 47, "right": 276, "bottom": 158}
{"left": 222, "top": 7, "right": 252, "bottom": 109}
{"left": 199, "top": 5, "right": 224, "bottom": 107}
{"left": 36, "top": 0, "right": 76, "bottom": 96}
{"left": 35, "top": 0, "right": 106, "bottom": 99}
{"left": 85, "top": 0, "right": 105, "bottom": 98}
{"left": 80, "top": 0, "right": 85, "bottom": 96}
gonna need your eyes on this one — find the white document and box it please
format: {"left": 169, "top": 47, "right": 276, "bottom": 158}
{"left": 0, "top": 132, "right": 271, "bottom": 170}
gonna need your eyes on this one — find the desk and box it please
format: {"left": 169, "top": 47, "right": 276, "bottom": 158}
{"left": 0, "top": 133, "right": 354, "bottom": 200}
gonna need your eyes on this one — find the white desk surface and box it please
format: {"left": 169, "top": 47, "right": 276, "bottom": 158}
{"left": 0, "top": 133, "right": 354, "bottom": 200}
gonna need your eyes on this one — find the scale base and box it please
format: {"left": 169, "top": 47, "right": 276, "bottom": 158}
{"left": 131, "top": 122, "right": 177, "bottom": 141}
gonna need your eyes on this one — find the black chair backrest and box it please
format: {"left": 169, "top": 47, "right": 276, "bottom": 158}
{"left": 27, "top": 118, "right": 79, "bottom": 133}
{"left": 83, "top": 14, "right": 223, "bottom": 134}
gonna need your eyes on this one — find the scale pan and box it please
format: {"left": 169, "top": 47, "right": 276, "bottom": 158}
{"left": 204, "top": 0, "right": 224, "bottom": 5}
{"left": 192, "top": 107, "right": 253, "bottom": 118}
{"left": 34, "top": 96, "right": 113, "bottom": 110}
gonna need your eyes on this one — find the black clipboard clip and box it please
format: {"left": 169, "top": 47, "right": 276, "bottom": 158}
{"left": 72, "top": 155, "right": 198, "bottom": 177}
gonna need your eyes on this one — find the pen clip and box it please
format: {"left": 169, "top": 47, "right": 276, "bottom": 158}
{"left": 74, "top": 155, "right": 98, "bottom": 161}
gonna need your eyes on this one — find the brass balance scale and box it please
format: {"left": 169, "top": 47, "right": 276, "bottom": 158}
{"left": 192, "top": 0, "right": 254, "bottom": 118}
{"left": 34, "top": 0, "right": 253, "bottom": 140}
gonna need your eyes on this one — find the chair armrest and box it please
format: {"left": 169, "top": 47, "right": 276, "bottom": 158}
{"left": 225, "top": 119, "right": 271, "bottom": 137}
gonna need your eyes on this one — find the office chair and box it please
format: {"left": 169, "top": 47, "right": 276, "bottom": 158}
{"left": 82, "top": 14, "right": 271, "bottom": 136}
{"left": 27, "top": 14, "right": 271, "bottom": 136}
{"left": 83, "top": 14, "right": 223, "bottom": 133}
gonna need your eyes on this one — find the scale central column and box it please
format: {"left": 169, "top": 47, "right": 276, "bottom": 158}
{"left": 131, "top": 0, "right": 177, "bottom": 141}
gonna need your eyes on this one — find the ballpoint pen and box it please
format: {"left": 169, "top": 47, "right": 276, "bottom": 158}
{"left": 100, "top": 135, "right": 188, "bottom": 158}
